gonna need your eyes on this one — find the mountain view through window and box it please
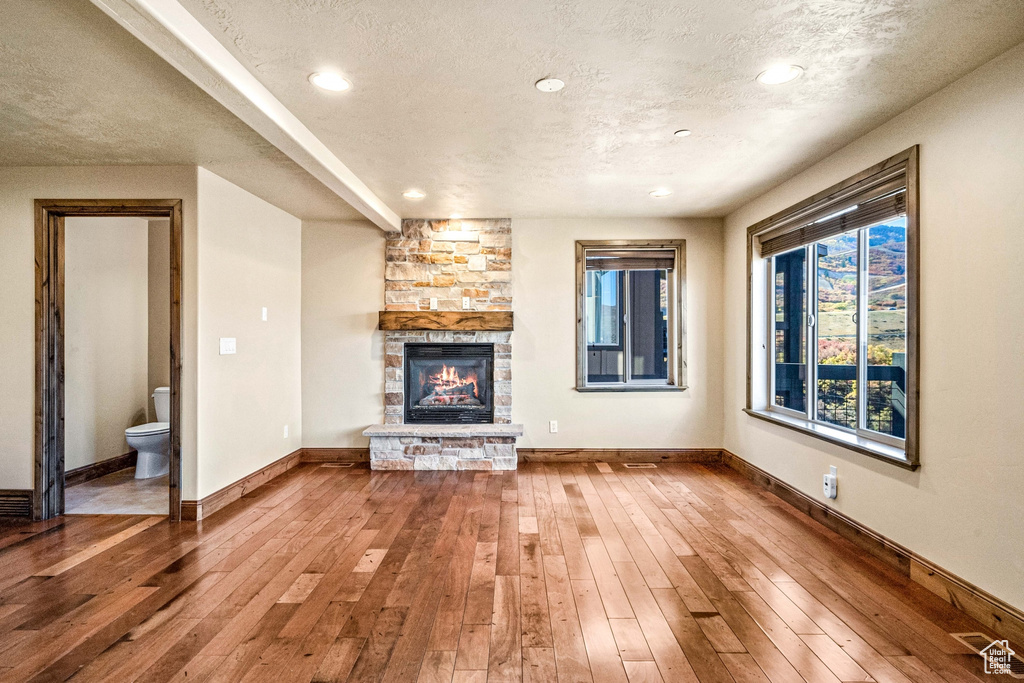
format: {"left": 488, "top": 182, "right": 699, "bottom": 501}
{"left": 774, "top": 217, "right": 907, "bottom": 438}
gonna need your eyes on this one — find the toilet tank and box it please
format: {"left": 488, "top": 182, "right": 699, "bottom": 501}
{"left": 153, "top": 387, "right": 171, "bottom": 423}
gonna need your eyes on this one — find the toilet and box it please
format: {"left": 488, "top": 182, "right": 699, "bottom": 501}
{"left": 125, "top": 387, "right": 170, "bottom": 479}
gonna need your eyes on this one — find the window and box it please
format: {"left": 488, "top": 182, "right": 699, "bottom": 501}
{"left": 576, "top": 240, "right": 686, "bottom": 391}
{"left": 747, "top": 147, "right": 918, "bottom": 467}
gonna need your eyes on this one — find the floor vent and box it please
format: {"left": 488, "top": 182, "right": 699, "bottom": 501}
{"left": 321, "top": 463, "right": 355, "bottom": 468}
{"left": 623, "top": 463, "right": 657, "bottom": 469}
{"left": 951, "top": 632, "right": 1024, "bottom": 678}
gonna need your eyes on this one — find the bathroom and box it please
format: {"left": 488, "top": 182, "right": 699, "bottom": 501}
{"left": 63, "top": 216, "right": 171, "bottom": 515}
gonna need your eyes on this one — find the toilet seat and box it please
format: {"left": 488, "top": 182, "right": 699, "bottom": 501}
{"left": 125, "top": 421, "right": 169, "bottom": 437}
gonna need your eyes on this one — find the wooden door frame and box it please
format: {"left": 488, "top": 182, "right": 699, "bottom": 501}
{"left": 35, "top": 199, "right": 183, "bottom": 521}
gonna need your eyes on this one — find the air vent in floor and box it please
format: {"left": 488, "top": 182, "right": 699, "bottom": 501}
{"left": 623, "top": 463, "right": 657, "bottom": 469}
{"left": 951, "top": 632, "right": 1024, "bottom": 678}
{"left": 321, "top": 463, "right": 355, "bottom": 468}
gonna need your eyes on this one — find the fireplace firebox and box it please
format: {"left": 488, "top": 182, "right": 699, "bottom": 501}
{"left": 404, "top": 344, "right": 494, "bottom": 424}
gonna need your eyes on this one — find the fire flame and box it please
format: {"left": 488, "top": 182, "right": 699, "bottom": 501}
{"left": 428, "top": 364, "right": 478, "bottom": 398}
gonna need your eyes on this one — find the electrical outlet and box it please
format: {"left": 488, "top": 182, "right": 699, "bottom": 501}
{"left": 463, "top": 297, "right": 471, "bottom": 310}
{"left": 429, "top": 297, "right": 438, "bottom": 310}
{"left": 549, "top": 420, "right": 558, "bottom": 433}
{"left": 823, "top": 465, "right": 838, "bottom": 499}
{"left": 283, "top": 425, "right": 289, "bottom": 438}
{"left": 219, "top": 337, "right": 236, "bottom": 355}
{"left": 262, "top": 307, "right": 268, "bottom": 321}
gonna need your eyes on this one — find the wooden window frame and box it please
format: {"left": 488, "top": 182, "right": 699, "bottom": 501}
{"left": 575, "top": 239, "right": 687, "bottom": 392}
{"left": 35, "top": 199, "right": 184, "bottom": 520}
{"left": 744, "top": 147, "right": 920, "bottom": 469}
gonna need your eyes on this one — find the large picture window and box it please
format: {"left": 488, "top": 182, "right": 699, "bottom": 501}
{"left": 747, "top": 147, "right": 918, "bottom": 467}
{"left": 576, "top": 240, "right": 686, "bottom": 391}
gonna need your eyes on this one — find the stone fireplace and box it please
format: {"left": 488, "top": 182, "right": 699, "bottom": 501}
{"left": 364, "top": 218, "right": 523, "bottom": 470}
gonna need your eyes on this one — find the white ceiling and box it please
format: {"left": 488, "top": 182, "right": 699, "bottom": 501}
{"left": 3, "top": 1, "right": 1024, "bottom": 223}
{"left": 0, "top": 0, "right": 363, "bottom": 220}
{"left": 174, "top": 0, "right": 1024, "bottom": 218}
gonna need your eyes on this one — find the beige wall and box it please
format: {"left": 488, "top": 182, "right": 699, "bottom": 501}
{"left": 148, "top": 219, "right": 171, "bottom": 416}
{"left": 723, "top": 42, "right": 1024, "bottom": 609}
{"left": 64, "top": 217, "right": 150, "bottom": 470}
{"left": 300, "top": 220, "right": 385, "bottom": 447}
{"left": 513, "top": 218, "right": 724, "bottom": 449}
{"left": 0, "top": 167, "right": 198, "bottom": 495}
{"left": 298, "top": 217, "right": 727, "bottom": 451}
{"left": 196, "top": 168, "right": 302, "bottom": 498}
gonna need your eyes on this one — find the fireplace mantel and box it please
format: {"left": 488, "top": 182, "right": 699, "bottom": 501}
{"left": 378, "top": 310, "right": 513, "bottom": 331}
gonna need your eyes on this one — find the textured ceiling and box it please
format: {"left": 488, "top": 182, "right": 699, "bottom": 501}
{"left": 0, "top": 0, "right": 363, "bottom": 220}
{"left": 174, "top": 0, "right": 1024, "bottom": 218}
{"left": 4, "top": 1, "right": 1024, "bottom": 222}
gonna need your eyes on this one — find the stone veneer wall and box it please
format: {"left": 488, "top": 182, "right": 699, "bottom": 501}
{"left": 382, "top": 218, "right": 514, "bottom": 426}
{"left": 384, "top": 218, "right": 512, "bottom": 311}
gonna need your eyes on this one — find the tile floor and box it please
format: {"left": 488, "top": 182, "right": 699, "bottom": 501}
{"left": 65, "top": 468, "right": 169, "bottom": 515}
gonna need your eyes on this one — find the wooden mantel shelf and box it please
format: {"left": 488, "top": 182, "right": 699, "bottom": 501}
{"left": 378, "top": 310, "right": 513, "bottom": 331}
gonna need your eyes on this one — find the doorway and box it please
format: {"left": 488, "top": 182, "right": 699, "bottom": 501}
{"left": 35, "top": 199, "right": 183, "bottom": 521}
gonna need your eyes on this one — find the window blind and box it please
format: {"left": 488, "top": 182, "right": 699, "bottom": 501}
{"left": 758, "top": 175, "right": 907, "bottom": 257}
{"left": 585, "top": 249, "right": 675, "bottom": 271}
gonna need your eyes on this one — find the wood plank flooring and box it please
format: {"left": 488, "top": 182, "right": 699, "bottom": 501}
{"left": 0, "top": 462, "right": 1010, "bottom": 682}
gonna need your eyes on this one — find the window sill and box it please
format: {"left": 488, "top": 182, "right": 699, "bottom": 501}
{"left": 743, "top": 408, "right": 917, "bottom": 470}
{"left": 576, "top": 385, "right": 688, "bottom": 393}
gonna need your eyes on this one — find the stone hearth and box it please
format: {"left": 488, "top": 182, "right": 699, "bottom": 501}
{"left": 367, "top": 218, "right": 522, "bottom": 470}
{"left": 363, "top": 424, "right": 523, "bottom": 471}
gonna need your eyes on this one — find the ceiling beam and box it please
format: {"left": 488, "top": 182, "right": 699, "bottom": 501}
{"left": 89, "top": 0, "right": 401, "bottom": 232}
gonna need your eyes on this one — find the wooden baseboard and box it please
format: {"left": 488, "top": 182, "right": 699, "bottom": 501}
{"left": 300, "top": 448, "right": 369, "bottom": 463}
{"left": 65, "top": 451, "right": 137, "bottom": 488}
{"left": 181, "top": 449, "right": 304, "bottom": 522}
{"left": 517, "top": 448, "right": 723, "bottom": 464}
{"left": 722, "top": 449, "right": 1024, "bottom": 648}
{"left": 0, "top": 489, "right": 33, "bottom": 518}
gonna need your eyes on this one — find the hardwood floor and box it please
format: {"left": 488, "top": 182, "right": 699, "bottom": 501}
{"left": 0, "top": 462, "right": 1010, "bottom": 682}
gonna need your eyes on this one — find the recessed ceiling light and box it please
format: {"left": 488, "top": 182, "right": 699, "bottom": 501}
{"left": 449, "top": 213, "right": 462, "bottom": 219}
{"left": 650, "top": 189, "right": 673, "bottom": 198}
{"left": 402, "top": 189, "right": 426, "bottom": 199}
{"left": 674, "top": 129, "right": 692, "bottom": 137}
{"left": 756, "top": 64, "right": 804, "bottom": 85}
{"left": 308, "top": 72, "right": 351, "bottom": 92}
{"left": 535, "top": 77, "right": 565, "bottom": 93}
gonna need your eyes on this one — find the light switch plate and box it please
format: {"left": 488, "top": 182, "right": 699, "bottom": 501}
{"left": 219, "top": 337, "right": 236, "bottom": 355}
{"left": 262, "top": 307, "right": 268, "bottom": 321}
{"left": 429, "top": 297, "right": 438, "bottom": 310}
